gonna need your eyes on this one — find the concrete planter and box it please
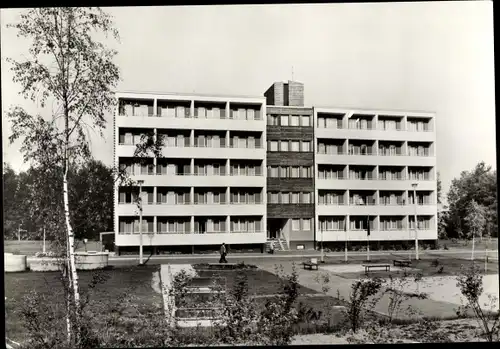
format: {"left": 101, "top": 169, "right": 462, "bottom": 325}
{"left": 4, "top": 253, "right": 27, "bottom": 272}
{"left": 75, "top": 252, "right": 109, "bottom": 270}
{"left": 28, "top": 257, "right": 65, "bottom": 272}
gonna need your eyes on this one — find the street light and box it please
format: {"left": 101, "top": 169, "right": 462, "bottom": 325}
{"left": 412, "top": 183, "right": 419, "bottom": 260}
{"left": 137, "top": 180, "right": 145, "bottom": 265}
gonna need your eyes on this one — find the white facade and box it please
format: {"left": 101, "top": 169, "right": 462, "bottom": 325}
{"left": 314, "top": 107, "right": 438, "bottom": 243}
{"left": 114, "top": 92, "right": 267, "bottom": 248}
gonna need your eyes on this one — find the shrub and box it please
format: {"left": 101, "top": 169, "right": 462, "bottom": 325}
{"left": 336, "top": 277, "right": 384, "bottom": 332}
{"left": 455, "top": 264, "right": 500, "bottom": 342}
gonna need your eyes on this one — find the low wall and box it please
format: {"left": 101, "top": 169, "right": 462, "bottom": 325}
{"left": 4, "top": 253, "right": 27, "bottom": 272}
{"left": 74, "top": 252, "right": 109, "bottom": 270}
{"left": 27, "top": 252, "right": 109, "bottom": 272}
{"left": 28, "top": 257, "right": 65, "bottom": 272}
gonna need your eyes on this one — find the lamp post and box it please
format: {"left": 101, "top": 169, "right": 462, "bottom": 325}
{"left": 320, "top": 228, "right": 324, "bottom": 263}
{"left": 344, "top": 215, "right": 348, "bottom": 262}
{"left": 358, "top": 197, "right": 370, "bottom": 261}
{"left": 137, "top": 180, "right": 144, "bottom": 265}
{"left": 412, "top": 183, "right": 419, "bottom": 260}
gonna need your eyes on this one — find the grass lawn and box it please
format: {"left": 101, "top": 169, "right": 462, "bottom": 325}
{"left": 4, "top": 265, "right": 162, "bottom": 342}
{"left": 192, "top": 265, "right": 319, "bottom": 296}
{"left": 438, "top": 238, "right": 498, "bottom": 251}
{"left": 318, "top": 255, "right": 498, "bottom": 279}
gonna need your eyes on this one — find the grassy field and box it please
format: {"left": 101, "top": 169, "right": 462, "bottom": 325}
{"left": 4, "top": 265, "right": 162, "bottom": 342}
{"left": 193, "top": 266, "right": 319, "bottom": 296}
{"left": 438, "top": 238, "right": 498, "bottom": 250}
{"left": 5, "top": 263, "right": 345, "bottom": 343}
{"left": 318, "top": 254, "right": 499, "bottom": 279}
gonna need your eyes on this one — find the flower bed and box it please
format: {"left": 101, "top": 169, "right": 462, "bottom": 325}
{"left": 28, "top": 252, "right": 65, "bottom": 272}
{"left": 74, "top": 251, "right": 109, "bottom": 270}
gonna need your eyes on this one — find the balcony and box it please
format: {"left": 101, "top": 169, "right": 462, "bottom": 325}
{"left": 115, "top": 231, "right": 267, "bottom": 246}
{"left": 319, "top": 229, "right": 437, "bottom": 242}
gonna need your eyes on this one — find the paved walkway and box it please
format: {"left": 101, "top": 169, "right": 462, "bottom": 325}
{"left": 257, "top": 261, "right": 469, "bottom": 320}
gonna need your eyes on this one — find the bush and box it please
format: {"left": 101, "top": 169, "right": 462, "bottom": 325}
{"left": 336, "top": 277, "right": 384, "bottom": 332}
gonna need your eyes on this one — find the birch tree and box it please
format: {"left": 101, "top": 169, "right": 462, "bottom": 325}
{"left": 6, "top": 7, "right": 120, "bottom": 346}
{"left": 464, "top": 199, "right": 487, "bottom": 261}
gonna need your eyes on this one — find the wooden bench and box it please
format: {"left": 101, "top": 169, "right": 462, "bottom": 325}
{"left": 303, "top": 258, "right": 319, "bottom": 270}
{"left": 393, "top": 259, "right": 412, "bottom": 268}
{"left": 362, "top": 264, "right": 390, "bottom": 274}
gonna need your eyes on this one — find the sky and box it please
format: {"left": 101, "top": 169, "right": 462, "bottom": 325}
{"left": 1, "top": 2, "right": 496, "bottom": 200}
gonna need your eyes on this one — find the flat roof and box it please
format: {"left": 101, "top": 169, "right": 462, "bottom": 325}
{"left": 116, "top": 90, "right": 264, "bottom": 100}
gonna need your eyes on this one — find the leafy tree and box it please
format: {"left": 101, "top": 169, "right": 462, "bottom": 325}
{"left": 456, "top": 264, "right": 500, "bottom": 342}
{"left": 6, "top": 7, "right": 120, "bottom": 346}
{"left": 464, "top": 199, "right": 487, "bottom": 260}
{"left": 3, "top": 163, "right": 20, "bottom": 238}
{"left": 69, "top": 159, "right": 113, "bottom": 240}
{"left": 446, "top": 162, "right": 497, "bottom": 239}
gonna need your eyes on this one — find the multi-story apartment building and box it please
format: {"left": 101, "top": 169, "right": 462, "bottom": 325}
{"left": 114, "top": 92, "right": 267, "bottom": 254}
{"left": 314, "top": 107, "right": 437, "bottom": 247}
{"left": 264, "top": 81, "right": 316, "bottom": 250}
{"left": 113, "top": 82, "right": 437, "bottom": 254}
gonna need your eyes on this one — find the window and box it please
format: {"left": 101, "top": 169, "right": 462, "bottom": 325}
{"left": 279, "top": 166, "right": 288, "bottom": 177}
{"left": 280, "top": 141, "right": 289, "bottom": 152}
{"left": 292, "top": 219, "right": 301, "bottom": 231}
{"left": 302, "top": 115, "right": 311, "bottom": 127}
{"left": 272, "top": 192, "right": 279, "bottom": 203}
{"left": 281, "top": 192, "right": 290, "bottom": 204}
{"left": 301, "top": 141, "right": 310, "bottom": 152}
{"left": 281, "top": 115, "right": 289, "bottom": 126}
{"left": 302, "top": 192, "right": 311, "bottom": 204}
{"left": 269, "top": 141, "right": 278, "bottom": 151}
{"left": 291, "top": 115, "right": 300, "bottom": 126}
{"left": 269, "top": 166, "right": 279, "bottom": 178}
{"left": 302, "top": 218, "right": 311, "bottom": 230}
{"left": 267, "top": 114, "right": 278, "bottom": 125}
{"left": 291, "top": 141, "right": 300, "bottom": 152}
{"left": 300, "top": 167, "right": 308, "bottom": 178}
{"left": 291, "top": 167, "right": 299, "bottom": 178}
{"left": 291, "top": 192, "right": 299, "bottom": 204}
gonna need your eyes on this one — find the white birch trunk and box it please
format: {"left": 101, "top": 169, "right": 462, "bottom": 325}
{"left": 64, "top": 168, "right": 80, "bottom": 309}
{"left": 471, "top": 232, "right": 475, "bottom": 261}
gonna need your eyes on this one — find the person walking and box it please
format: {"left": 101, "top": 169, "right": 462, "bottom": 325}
{"left": 269, "top": 240, "right": 275, "bottom": 254}
{"left": 219, "top": 242, "right": 228, "bottom": 263}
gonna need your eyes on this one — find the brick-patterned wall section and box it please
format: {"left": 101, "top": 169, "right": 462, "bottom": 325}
{"left": 266, "top": 152, "right": 314, "bottom": 166}
{"left": 274, "top": 82, "right": 284, "bottom": 106}
{"left": 288, "top": 81, "right": 304, "bottom": 107}
{"left": 267, "top": 178, "right": 314, "bottom": 192}
{"left": 266, "top": 126, "right": 314, "bottom": 141}
{"left": 267, "top": 106, "right": 313, "bottom": 115}
{"left": 267, "top": 204, "right": 314, "bottom": 218}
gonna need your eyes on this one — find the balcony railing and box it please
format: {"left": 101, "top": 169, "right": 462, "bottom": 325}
{"left": 317, "top": 150, "right": 347, "bottom": 155}
{"left": 119, "top": 111, "right": 263, "bottom": 121}
{"left": 378, "top": 149, "right": 404, "bottom": 156}
{"left": 349, "top": 174, "right": 375, "bottom": 180}
{"left": 378, "top": 175, "right": 404, "bottom": 180}
{"left": 155, "top": 201, "right": 192, "bottom": 205}
{"left": 230, "top": 172, "right": 263, "bottom": 176}
{"left": 349, "top": 200, "right": 376, "bottom": 206}
{"left": 379, "top": 201, "right": 405, "bottom": 206}
{"left": 318, "top": 174, "right": 346, "bottom": 180}
{"left": 348, "top": 149, "right": 376, "bottom": 155}
{"left": 318, "top": 201, "right": 346, "bottom": 205}
{"left": 119, "top": 230, "right": 266, "bottom": 235}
